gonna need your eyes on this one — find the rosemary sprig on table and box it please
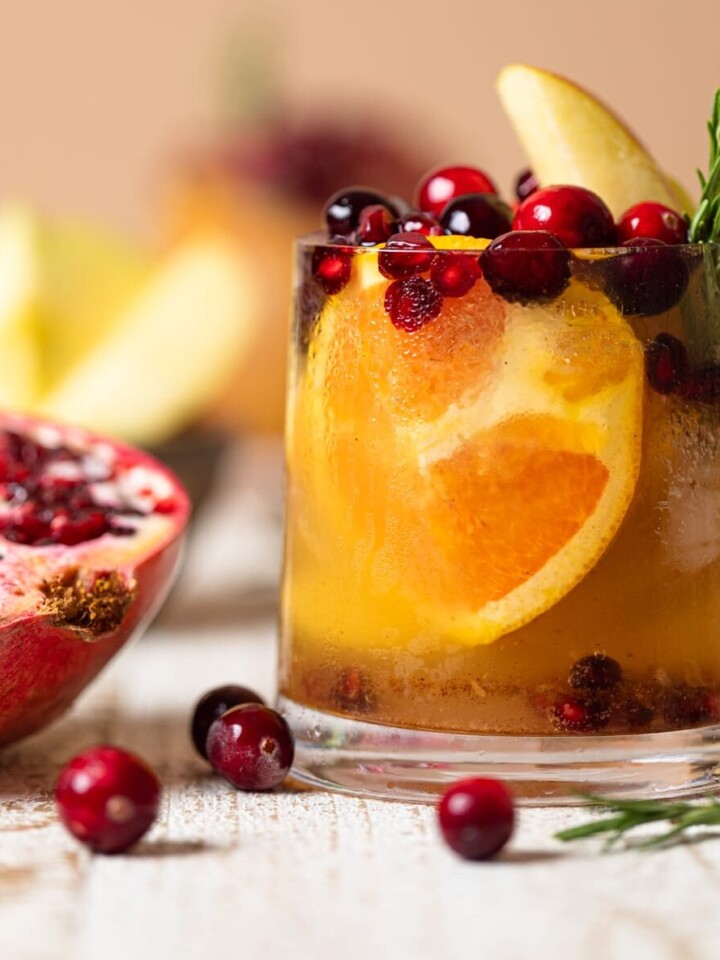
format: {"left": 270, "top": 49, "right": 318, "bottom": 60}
{"left": 556, "top": 795, "right": 720, "bottom": 850}
{"left": 688, "top": 89, "right": 720, "bottom": 242}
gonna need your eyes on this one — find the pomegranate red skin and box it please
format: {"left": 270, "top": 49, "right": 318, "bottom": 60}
{"left": 0, "top": 414, "right": 190, "bottom": 749}
{"left": 55, "top": 745, "right": 161, "bottom": 853}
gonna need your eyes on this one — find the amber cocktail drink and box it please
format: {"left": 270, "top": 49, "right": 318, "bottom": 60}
{"left": 279, "top": 226, "right": 720, "bottom": 800}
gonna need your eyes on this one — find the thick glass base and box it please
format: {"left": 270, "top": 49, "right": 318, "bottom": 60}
{"left": 278, "top": 696, "right": 720, "bottom": 805}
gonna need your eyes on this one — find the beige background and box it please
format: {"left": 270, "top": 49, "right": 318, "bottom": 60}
{"left": 0, "top": 0, "right": 717, "bottom": 233}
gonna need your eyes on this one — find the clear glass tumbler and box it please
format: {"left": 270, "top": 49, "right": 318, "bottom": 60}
{"left": 279, "top": 234, "right": 720, "bottom": 803}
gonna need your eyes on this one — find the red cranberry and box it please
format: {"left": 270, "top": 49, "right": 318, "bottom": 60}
{"left": 513, "top": 185, "right": 616, "bottom": 248}
{"left": 416, "top": 165, "right": 498, "bottom": 218}
{"left": 396, "top": 211, "right": 445, "bottom": 236}
{"left": 663, "top": 687, "right": 711, "bottom": 727}
{"left": 430, "top": 252, "right": 480, "bottom": 297}
{"left": 378, "top": 232, "right": 436, "bottom": 280}
{"left": 616, "top": 202, "right": 688, "bottom": 245}
{"left": 552, "top": 696, "right": 611, "bottom": 733}
{"left": 515, "top": 168, "right": 539, "bottom": 202}
{"left": 311, "top": 245, "right": 353, "bottom": 294}
{"left": 681, "top": 365, "right": 720, "bottom": 404}
{"left": 481, "top": 230, "right": 570, "bottom": 302}
{"left": 55, "top": 746, "right": 161, "bottom": 854}
{"left": 623, "top": 697, "right": 655, "bottom": 729}
{"left": 568, "top": 654, "right": 622, "bottom": 692}
{"left": 604, "top": 239, "right": 689, "bottom": 317}
{"left": 206, "top": 704, "right": 294, "bottom": 791}
{"left": 645, "top": 334, "right": 688, "bottom": 395}
{"left": 384, "top": 277, "right": 444, "bottom": 332}
{"left": 356, "top": 204, "right": 398, "bottom": 245}
{"left": 191, "top": 684, "right": 266, "bottom": 760}
{"left": 440, "top": 194, "right": 512, "bottom": 240}
{"left": 324, "top": 188, "right": 399, "bottom": 237}
{"left": 437, "top": 778, "right": 515, "bottom": 861}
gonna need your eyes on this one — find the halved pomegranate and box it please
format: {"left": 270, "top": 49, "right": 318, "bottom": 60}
{"left": 0, "top": 412, "right": 190, "bottom": 748}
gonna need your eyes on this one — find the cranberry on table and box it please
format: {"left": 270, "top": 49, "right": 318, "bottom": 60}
{"left": 551, "top": 696, "right": 611, "bottom": 733}
{"left": 356, "top": 204, "right": 398, "bottom": 245}
{"left": 645, "top": 333, "right": 688, "bottom": 395}
{"left": 324, "top": 188, "right": 399, "bottom": 237}
{"left": 514, "top": 168, "right": 539, "bottom": 202}
{"left": 191, "top": 684, "right": 266, "bottom": 760}
{"left": 311, "top": 245, "right": 353, "bottom": 294}
{"left": 437, "top": 777, "right": 515, "bottom": 861}
{"left": 481, "top": 230, "right": 570, "bottom": 302}
{"left": 568, "top": 654, "right": 622, "bottom": 692}
{"left": 384, "top": 277, "right": 444, "bottom": 332}
{"left": 430, "top": 252, "right": 480, "bottom": 297}
{"left": 439, "top": 194, "right": 513, "bottom": 240}
{"left": 603, "top": 239, "right": 689, "bottom": 317}
{"left": 378, "top": 232, "right": 436, "bottom": 280}
{"left": 55, "top": 746, "right": 161, "bottom": 854}
{"left": 206, "top": 704, "right": 294, "bottom": 791}
{"left": 513, "top": 185, "right": 616, "bottom": 248}
{"left": 616, "top": 202, "right": 688, "bottom": 245}
{"left": 396, "top": 210, "right": 445, "bottom": 236}
{"left": 416, "top": 165, "right": 498, "bottom": 218}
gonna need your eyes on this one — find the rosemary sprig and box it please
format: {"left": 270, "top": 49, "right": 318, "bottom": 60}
{"left": 688, "top": 89, "right": 720, "bottom": 242}
{"left": 556, "top": 795, "right": 720, "bottom": 850}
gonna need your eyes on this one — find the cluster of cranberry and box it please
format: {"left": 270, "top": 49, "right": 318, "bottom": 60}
{"left": 548, "top": 653, "right": 719, "bottom": 735}
{"left": 54, "top": 686, "right": 294, "bottom": 854}
{"left": 311, "top": 164, "right": 693, "bottom": 332}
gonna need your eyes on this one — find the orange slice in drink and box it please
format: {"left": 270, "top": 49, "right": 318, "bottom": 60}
{"left": 295, "top": 237, "right": 644, "bottom": 646}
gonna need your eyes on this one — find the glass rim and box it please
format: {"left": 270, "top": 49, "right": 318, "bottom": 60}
{"left": 296, "top": 231, "right": 712, "bottom": 256}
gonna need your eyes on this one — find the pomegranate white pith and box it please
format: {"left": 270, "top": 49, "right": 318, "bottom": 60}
{"left": 0, "top": 413, "right": 190, "bottom": 748}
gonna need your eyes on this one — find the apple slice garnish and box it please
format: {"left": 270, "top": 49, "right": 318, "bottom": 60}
{"left": 497, "top": 64, "right": 685, "bottom": 218}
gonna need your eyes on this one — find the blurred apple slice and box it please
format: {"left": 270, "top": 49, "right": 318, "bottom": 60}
{"left": 0, "top": 205, "right": 41, "bottom": 407}
{"left": 497, "top": 64, "right": 682, "bottom": 218}
{"left": 36, "top": 220, "right": 150, "bottom": 390}
{"left": 36, "top": 234, "right": 257, "bottom": 445}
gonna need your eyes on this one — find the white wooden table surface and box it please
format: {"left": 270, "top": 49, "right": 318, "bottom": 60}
{"left": 3, "top": 440, "right": 720, "bottom": 960}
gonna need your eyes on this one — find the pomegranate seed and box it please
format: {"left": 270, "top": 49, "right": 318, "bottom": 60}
{"left": 396, "top": 211, "right": 445, "bottom": 236}
{"left": 551, "top": 696, "right": 611, "bottom": 733}
{"left": 206, "top": 704, "right": 294, "bottom": 791}
{"left": 333, "top": 667, "right": 375, "bottom": 713}
{"left": 437, "top": 778, "right": 514, "bottom": 861}
{"left": 616, "top": 202, "right": 688, "bottom": 245}
{"left": 356, "top": 204, "right": 397, "bottom": 245}
{"left": 430, "top": 252, "right": 480, "bottom": 297}
{"left": 604, "top": 239, "right": 689, "bottom": 316}
{"left": 154, "top": 496, "right": 178, "bottom": 514}
{"left": 439, "top": 194, "right": 512, "bottom": 240}
{"left": 568, "top": 654, "right": 622, "bottom": 692}
{"left": 514, "top": 168, "right": 539, "bottom": 202}
{"left": 324, "top": 188, "right": 399, "bottom": 237}
{"left": 50, "top": 511, "right": 109, "bottom": 546}
{"left": 311, "top": 245, "right": 353, "bottom": 294}
{"left": 378, "top": 232, "right": 436, "bottom": 280}
{"left": 191, "top": 684, "right": 265, "bottom": 760}
{"left": 55, "top": 746, "right": 160, "bottom": 854}
{"left": 513, "top": 185, "right": 616, "bottom": 248}
{"left": 416, "top": 166, "right": 498, "bottom": 218}
{"left": 384, "top": 277, "right": 444, "bottom": 332}
{"left": 481, "top": 230, "right": 570, "bottom": 302}
{"left": 680, "top": 365, "right": 720, "bottom": 404}
{"left": 645, "top": 334, "right": 688, "bottom": 394}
